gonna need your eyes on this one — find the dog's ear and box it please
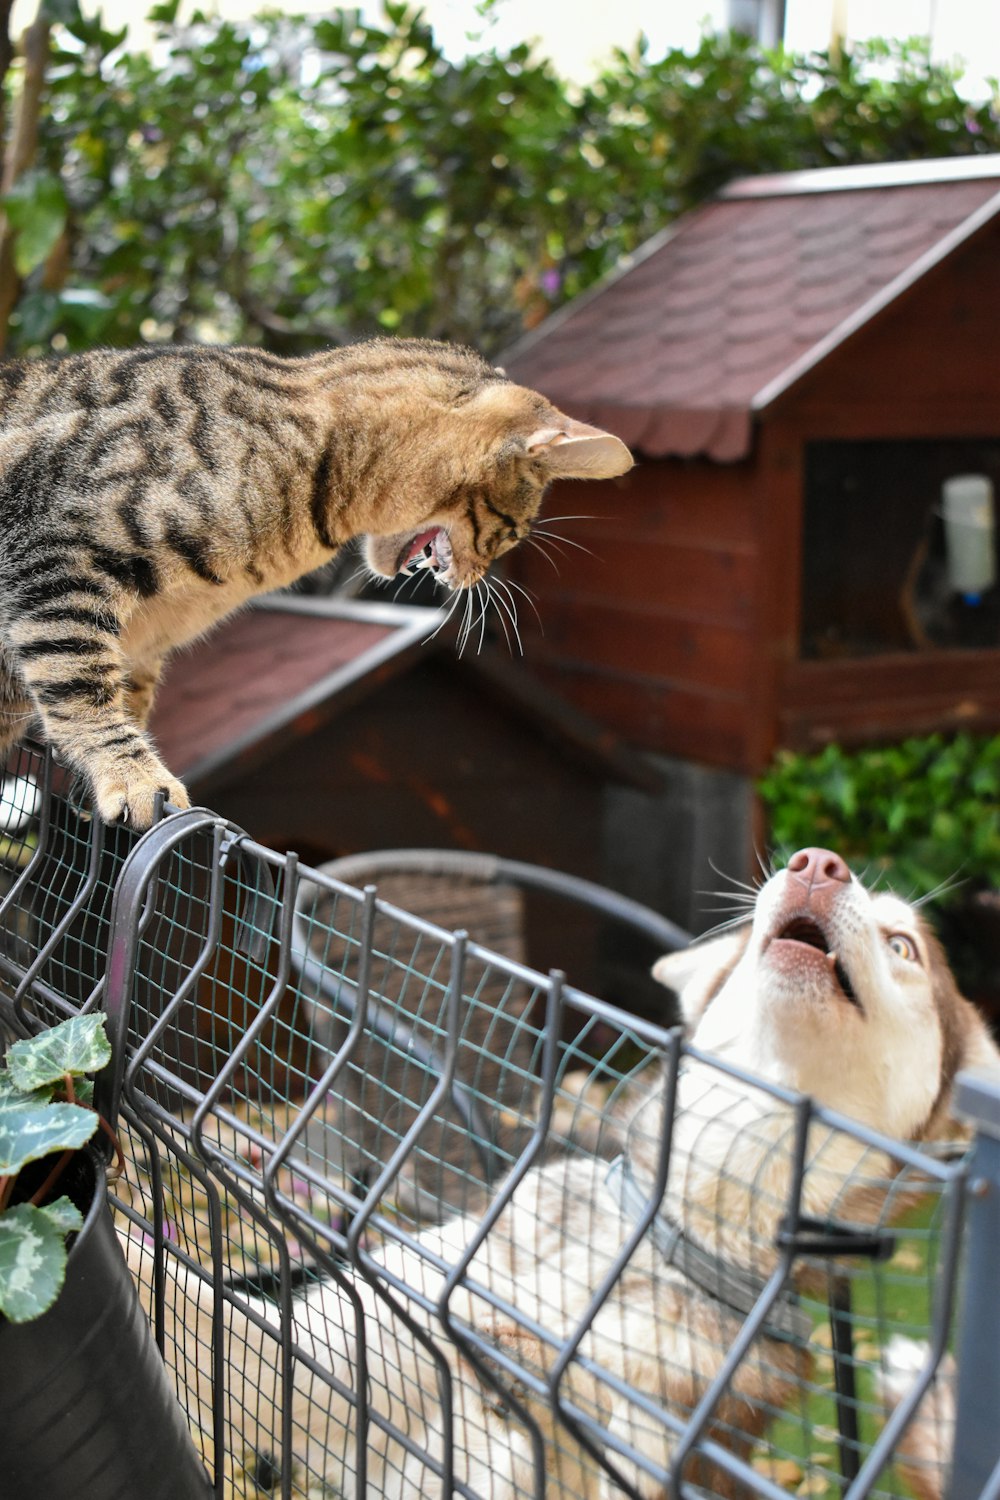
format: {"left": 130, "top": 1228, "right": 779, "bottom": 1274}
{"left": 918, "top": 927, "right": 1000, "bottom": 1139}
{"left": 652, "top": 929, "right": 749, "bottom": 1032}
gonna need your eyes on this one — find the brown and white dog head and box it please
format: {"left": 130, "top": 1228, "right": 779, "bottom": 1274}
{"left": 654, "top": 847, "right": 999, "bottom": 1142}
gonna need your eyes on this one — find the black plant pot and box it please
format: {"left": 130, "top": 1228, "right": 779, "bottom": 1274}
{"left": 0, "top": 1149, "right": 213, "bottom": 1499}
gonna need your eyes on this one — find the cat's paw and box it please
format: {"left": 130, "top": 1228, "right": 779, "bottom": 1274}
{"left": 93, "top": 765, "right": 190, "bottom": 831}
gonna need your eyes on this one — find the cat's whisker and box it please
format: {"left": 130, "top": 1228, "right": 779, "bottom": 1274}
{"left": 475, "top": 582, "right": 490, "bottom": 655}
{"left": 536, "top": 513, "right": 600, "bottom": 525}
{"left": 485, "top": 579, "right": 515, "bottom": 656}
{"left": 530, "top": 529, "right": 597, "bottom": 559}
{"left": 458, "top": 585, "right": 479, "bottom": 657}
{"left": 500, "top": 577, "right": 544, "bottom": 633}
{"left": 455, "top": 590, "right": 471, "bottom": 658}
{"left": 523, "top": 536, "right": 563, "bottom": 576}
{"left": 422, "top": 588, "right": 463, "bottom": 647}
{"left": 489, "top": 578, "right": 523, "bottom": 656}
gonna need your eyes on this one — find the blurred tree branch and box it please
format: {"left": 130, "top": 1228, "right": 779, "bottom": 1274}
{"left": 0, "top": 2, "right": 50, "bottom": 351}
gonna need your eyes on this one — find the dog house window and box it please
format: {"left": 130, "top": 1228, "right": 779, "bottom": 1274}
{"left": 801, "top": 439, "right": 1000, "bottom": 659}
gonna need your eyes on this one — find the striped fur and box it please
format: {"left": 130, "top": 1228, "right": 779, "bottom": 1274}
{"left": 0, "top": 339, "right": 631, "bottom": 827}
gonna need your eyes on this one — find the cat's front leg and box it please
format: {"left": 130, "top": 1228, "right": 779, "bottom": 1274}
{"left": 0, "top": 646, "right": 35, "bottom": 759}
{"left": 124, "top": 657, "right": 165, "bottom": 730}
{"left": 7, "top": 626, "right": 188, "bottom": 830}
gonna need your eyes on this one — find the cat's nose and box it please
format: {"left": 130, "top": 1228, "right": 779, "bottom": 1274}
{"left": 786, "top": 847, "right": 851, "bottom": 888}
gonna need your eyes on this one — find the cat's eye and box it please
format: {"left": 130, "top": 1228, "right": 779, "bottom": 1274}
{"left": 886, "top": 932, "right": 920, "bottom": 963}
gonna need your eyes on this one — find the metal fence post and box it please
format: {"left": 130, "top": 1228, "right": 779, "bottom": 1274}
{"left": 951, "top": 1066, "right": 1000, "bottom": 1500}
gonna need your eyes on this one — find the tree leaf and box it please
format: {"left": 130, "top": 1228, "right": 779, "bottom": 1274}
{"left": 7, "top": 1013, "right": 111, "bottom": 1092}
{"left": 0, "top": 1203, "right": 69, "bottom": 1322}
{"left": 2, "top": 170, "right": 68, "bottom": 278}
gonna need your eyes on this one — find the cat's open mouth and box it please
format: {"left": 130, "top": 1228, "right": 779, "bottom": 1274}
{"left": 397, "top": 527, "right": 453, "bottom": 578}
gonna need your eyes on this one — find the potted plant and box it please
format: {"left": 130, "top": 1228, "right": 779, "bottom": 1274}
{"left": 0, "top": 1013, "right": 213, "bottom": 1498}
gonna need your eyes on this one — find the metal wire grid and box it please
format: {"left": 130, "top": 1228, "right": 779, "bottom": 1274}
{"left": 0, "top": 742, "right": 137, "bottom": 1024}
{"left": 0, "top": 743, "right": 970, "bottom": 1500}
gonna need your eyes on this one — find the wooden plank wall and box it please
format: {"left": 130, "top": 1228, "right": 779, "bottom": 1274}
{"left": 507, "top": 460, "right": 762, "bottom": 769}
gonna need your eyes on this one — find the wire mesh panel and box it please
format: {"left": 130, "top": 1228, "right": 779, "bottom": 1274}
{"left": 0, "top": 746, "right": 975, "bottom": 1500}
{"left": 0, "top": 740, "right": 139, "bottom": 1029}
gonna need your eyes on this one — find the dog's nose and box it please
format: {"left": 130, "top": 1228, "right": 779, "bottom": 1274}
{"left": 786, "top": 847, "right": 851, "bottom": 888}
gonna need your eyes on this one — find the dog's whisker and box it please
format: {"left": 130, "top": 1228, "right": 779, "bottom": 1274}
{"left": 695, "top": 913, "right": 755, "bottom": 938}
{"left": 913, "top": 870, "right": 967, "bottom": 908}
{"left": 706, "top": 858, "right": 764, "bottom": 896}
{"left": 697, "top": 898, "right": 758, "bottom": 918}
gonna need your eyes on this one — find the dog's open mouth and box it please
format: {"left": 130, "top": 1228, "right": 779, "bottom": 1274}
{"left": 397, "top": 527, "right": 453, "bottom": 577}
{"left": 769, "top": 916, "right": 862, "bottom": 1009}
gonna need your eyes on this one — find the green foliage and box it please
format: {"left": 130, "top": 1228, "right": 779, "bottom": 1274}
{"left": 2, "top": 5, "right": 997, "bottom": 356}
{"left": 757, "top": 734, "right": 1000, "bottom": 901}
{"left": 2, "top": 169, "right": 67, "bottom": 276}
{"left": 0, "top": 1014, "right": 110, "bottom": 1324}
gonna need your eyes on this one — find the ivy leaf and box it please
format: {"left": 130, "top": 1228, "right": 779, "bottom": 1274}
{"left": 2, "top": 170, "right": 68, "bottom": 277}
{"left": 0, "top": 1202, "right": 71, "bottom": 1322}
{"left": 37, "top": 1195, "right": 84, "bottom": 1236}
{"left": 0, "top": 1100, "right": 98, "bottom": 1176}
{"left": 7, "top": 1014, "right": 111, "bottom": 1092}
{"left": 0, "top": 1073, "right": 53, "bottom": 1111}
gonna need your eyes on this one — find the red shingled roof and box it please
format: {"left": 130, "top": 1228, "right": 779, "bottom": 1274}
{"left": 150, "top": 598, "right": 433, "bottom": 792}
{"left": 505, "top": 156, "right": 1000, "bottom": 460}
{"left": 148, "top": 596, "right": 662, "bottom": 798}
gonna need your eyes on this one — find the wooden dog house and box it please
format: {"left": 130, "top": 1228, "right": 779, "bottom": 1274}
{"left": 505, "top": 155, "right": 1000, "bottom": 775}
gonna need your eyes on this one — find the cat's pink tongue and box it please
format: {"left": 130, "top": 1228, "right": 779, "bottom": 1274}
{"left": 401, "top": 528, "right": 439, "bottom": 568}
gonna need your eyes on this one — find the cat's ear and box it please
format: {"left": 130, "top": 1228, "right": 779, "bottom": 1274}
{"left": 526, "top": 419, "right": 632, "bottom": 479}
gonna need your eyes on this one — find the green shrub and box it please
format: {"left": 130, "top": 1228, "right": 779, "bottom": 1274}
{"left": 757, "top": 733, "right": 1000, "bottom": 903}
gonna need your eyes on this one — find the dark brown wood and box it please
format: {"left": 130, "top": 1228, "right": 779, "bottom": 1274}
{"left": 779, "top": 650, "right": 1000, "bottom": 749}
{"left": 510, "top": 461, "right": 762, "bottom": 765}
{"left": 528, "top": 666, "right": 754, "bottom": 771}
{"left": 452, "top": 650, "right": 665, "bottom": 794}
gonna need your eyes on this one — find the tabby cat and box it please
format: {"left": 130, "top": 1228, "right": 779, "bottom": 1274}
{"left": 0, "top": 338, "right": 631, "bottom": 829}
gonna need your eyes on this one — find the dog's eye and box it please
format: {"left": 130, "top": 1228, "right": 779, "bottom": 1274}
{"left": 887, "top": 932, "right": 919, "bottom": 963}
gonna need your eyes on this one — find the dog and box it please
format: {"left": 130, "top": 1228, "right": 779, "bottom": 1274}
{"left": 878, "top": 1337, "right": 956, "bottom": 1500}
{"left": 125, "top": 846, "right": 999, "bottom": 1497}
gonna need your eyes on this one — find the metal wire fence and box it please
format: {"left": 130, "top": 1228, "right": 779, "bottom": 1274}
{"left": 0, "top": 740, "right": 991, "bottom": 1500}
